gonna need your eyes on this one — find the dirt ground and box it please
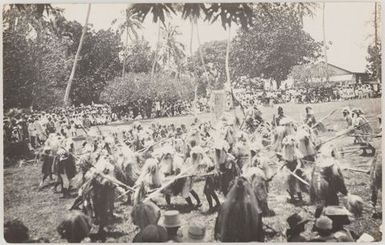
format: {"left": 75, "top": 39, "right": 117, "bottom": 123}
{"left": 3, "top": 98, "right": 382, "bottom": 242}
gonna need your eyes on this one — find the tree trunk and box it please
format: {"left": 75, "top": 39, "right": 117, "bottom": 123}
{"left": 64, "top": 4, "right": 91, "bottom": 106}
{"left": 374, "top": 2, "right": 380, "bottom": 83}
{"left": 374, "top": 2, "right": 378, "bottom": 47}
{"left": 195, "top": 19, "right": 208, "bottom": 78}
{"left": 151, "top": 21, "right": 161, "bottom": 77}
{"left": 122, "top": 25, "right": 129, "bottom": 77}
{"left": 225, "top": 26, "right": 231, "bottom": 88}
{"left": 322, "top": 2, "right": 329, "bottom": 83}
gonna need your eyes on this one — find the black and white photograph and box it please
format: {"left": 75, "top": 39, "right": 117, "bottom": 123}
{"left": 2, "top": 1, "right": 383, "bottom": 243}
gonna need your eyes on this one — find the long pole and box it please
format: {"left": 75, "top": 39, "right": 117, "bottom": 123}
{"left": 64, "top": 4, "right": 91, "bottom": 106}
{"left": 322, "top": 2, "right": 329, "bottom": 83}
{"left": 374, "top": 2, "right": 380, "bottom": 83}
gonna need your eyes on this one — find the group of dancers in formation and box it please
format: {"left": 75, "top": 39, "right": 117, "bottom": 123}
{"left": 5, "top": 103, "right": 382, "bottom": 242}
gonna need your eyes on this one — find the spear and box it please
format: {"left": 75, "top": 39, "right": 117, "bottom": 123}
{"left": 143, "top": 165, "right": 196, "bottom": 202}
{"left": 285, "top": 168, "right": 310, "bottom": 186}
{"left": 312, "top": 108, "right": 338, "bottom": 129}
{"left": 315, "top": 122, "right": 369, "bottom": 150}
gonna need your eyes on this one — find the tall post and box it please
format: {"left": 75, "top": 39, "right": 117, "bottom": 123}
{"left": 374, "top": 2, "right": 380, "bottom": 83}
{"left": 322, "top": 2, "right": 329, "bottom": 83}
{"left": 64, "top": 4, "right": 91, "bottom": 106}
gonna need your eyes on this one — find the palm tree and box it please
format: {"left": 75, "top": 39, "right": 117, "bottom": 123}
{"left": 63, "top": 4, "right": 91, "bottom": 106}
{"left": 322, "top": 2, "right": 329, "bottom": 83}
{"left": 374, "top": 2, "right": 380, "bottom": 83}
{"left": 158, "top": 23, "right": 185, "bottom": 75}
{"left": 119, "top": 7, "right": 143, "bottom": 77}
{"left": 130, "top": 3, "right": 176, "bottom": 77}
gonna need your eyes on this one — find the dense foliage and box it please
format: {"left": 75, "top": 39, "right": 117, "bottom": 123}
{"left": 366, "top": 44, "right": 382, "bottom": 81}
{"left": 100, "top": 72, "right": 194, "bottom": 106}
{"left": 231, "top": 7, "right": 322, "bottom": 88}
{"left": 3, "top": 6, "right": 122, "bottom": 109}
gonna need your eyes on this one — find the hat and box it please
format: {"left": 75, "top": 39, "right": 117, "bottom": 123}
{"left": 134, "top": 225, "right": 168, "bottom": 242}
{"left": 180, "top": 222, "right": 208, "bottom": 242}
{"left": 287, "top": 214, "right": 309, "bottom": 229}
{"left": 315, "top": 216, "right": 333, "bottom": 230}
{"left": 322, "top": 206, "right": 352, "bottom": 217}
{"left": 352, "top": 108, "right": 363, "bottom": 115}
{"left": 161, "top": 210, "right": 181, "bottom": 228}
{"left": 357, "top": 233, "right": 375, "bottom": 242}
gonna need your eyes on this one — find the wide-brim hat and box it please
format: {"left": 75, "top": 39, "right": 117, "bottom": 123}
{"left": 322, "top": 206, "right": 352, "bottom": 217}
{"left": 179, "top": 222, "right": 208, "bottom": 242}
{"left": 161, "top": 210, "right": 181, "bottom": 228}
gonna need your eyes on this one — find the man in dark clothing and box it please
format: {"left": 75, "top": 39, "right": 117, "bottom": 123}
{"left": 272, "top": 106, "right": 285, "bottom": 127}
{"left": 286, "top": 214, "right": 309, "bottom": 242}
{"left": 310, "top": 159, "right": 348, "bottom": 217}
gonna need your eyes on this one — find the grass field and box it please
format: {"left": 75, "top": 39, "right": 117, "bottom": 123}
{"left": 3, "top": 98, "right": 382, "bottom": 242}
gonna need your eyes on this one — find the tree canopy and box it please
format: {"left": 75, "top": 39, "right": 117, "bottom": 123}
{"left": 100, "top": 72, "right": 194, "bottom": 106}
{"left": 231, "top": 7, "right": 322, "bottom": 88}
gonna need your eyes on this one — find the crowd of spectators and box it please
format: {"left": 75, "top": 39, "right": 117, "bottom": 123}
{"left": 232, "top": 83, "right": 381, "bottom": 107}
{"left": 3, "top": 104, "right": 114, "bottom": 163}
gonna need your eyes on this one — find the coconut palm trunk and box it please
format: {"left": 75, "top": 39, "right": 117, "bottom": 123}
{"left": 374, "top": 2, "right": 380, "bottom": 83}
{"left": 151, "top": 21, "right": 161, "bottom": 77}
{"left": 195, "top": 19, "right": 208, "bottom": 76}
{"left": 64, "top": 4, "right": 91, "bottom": 106}
{"left": 122, "top": 25, "right": 129, "bottom": 77}
{"left": 322, "top": 2, "right": 329, "bottom": 83}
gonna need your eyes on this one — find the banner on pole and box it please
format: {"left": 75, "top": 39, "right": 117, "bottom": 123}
{"left": 210, "top": 90, "right": 226, "bottom": 120}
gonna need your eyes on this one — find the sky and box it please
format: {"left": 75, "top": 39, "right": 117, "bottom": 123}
{"left": 54, "top": 2, "right": 377, "bottom": 73}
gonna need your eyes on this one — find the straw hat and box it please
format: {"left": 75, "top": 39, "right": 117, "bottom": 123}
{"left": 161, "top": 210, "right": 181, "bottom": 228}
{"left": 322, "top": 206, "right": 352, "bottom": 217}
{"left": 315, "top": 216, "right": 333, "bottom": 231}
{"left": 179, "top": 222, "right": 208, "bottom": 242}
